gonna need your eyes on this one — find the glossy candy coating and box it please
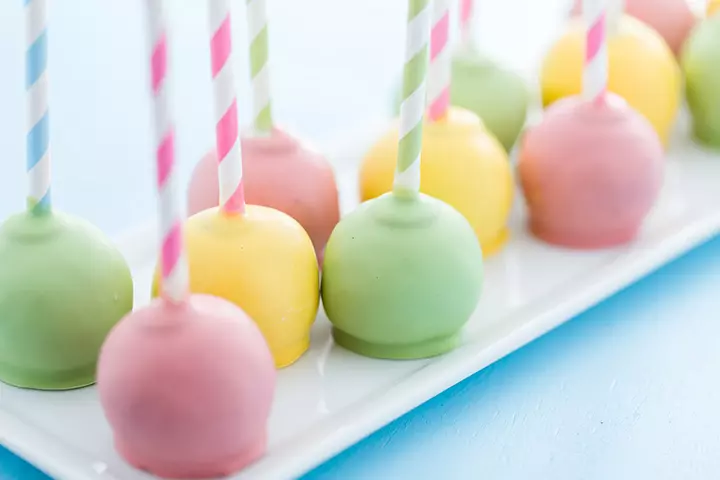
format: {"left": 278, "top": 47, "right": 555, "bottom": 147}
{"left": 518, "top": 94, "right": 664, "bottom": 248}
{"left": 0, "top": 211, "right": 133, "bottom": 390}
{"left": 321, "top": 192, "right": 483, "bottom": 360}
{"left": 98, "top": 294, "right": 275, "bottom": 479}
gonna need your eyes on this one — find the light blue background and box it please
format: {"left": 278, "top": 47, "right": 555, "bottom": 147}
{"left": 2, "top": 0, "right": 719, "bottom": 479}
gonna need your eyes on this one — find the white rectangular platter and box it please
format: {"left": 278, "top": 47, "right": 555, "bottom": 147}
{"left": 2, "top": 114, "right": 720, "bottom": 480}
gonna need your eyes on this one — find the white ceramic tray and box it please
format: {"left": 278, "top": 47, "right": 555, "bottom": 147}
{"left": 2, "top": 112, "right": 720, "bottom": 480}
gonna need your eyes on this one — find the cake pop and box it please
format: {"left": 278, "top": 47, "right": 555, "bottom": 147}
{"left": 0, "top": 0, "right": 133, "bottom": 391}
{"left": 541, "top": 11, "right": 681, "bottom": 147}
{"left": 519, "top": 0, "right": 664, "bottom": 249}
{"left": 449, "top": 0, "right": 528, "bottom": 152}
{"left": 709, "top": 0, "right": 720, "bottom": 17}
{"left": 363, "top": 0, "right": 513, "bottom": 257}
{"left": 98, "top": 4, "right": 275, "bottom": 476}
{"left": 571, "top": 0, "right": 697, "bottom": 57}
{"left": 322, "top": 0, "right": 484, "bottom": 360}
{"left": 682, "top": 13, "right": 720, "bottom": 148}
{"left": 450, "top": 48, "right": 529, "bottom": 152}
{"left": 155, "top": 0, "right": 318, "bottom": 369}
{"left": 186, "top": 0, "right": 339, "bottom": 262}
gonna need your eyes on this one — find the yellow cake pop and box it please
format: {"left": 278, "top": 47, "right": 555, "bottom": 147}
{"left": 153, "top": 206, "right": 319, "bottom": 368}
{"left": 540, "top": 15, "right": 681, "bottom": 147}
{"left": 153, "top": 4, "right": 318, "bottom": 368}
{"left": 709, "top": 0, "right": 720, "bottom": 17}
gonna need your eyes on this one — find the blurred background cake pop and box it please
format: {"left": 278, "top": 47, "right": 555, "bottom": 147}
{"left": 99, "top": 5, "right": 275, "bottom": 476}
{"left": 709, "top": 0, "right": 720, "bottom": 17}
{"left": 0, "top": 0, "right": 133, "bottom": 391}
{"left": 570, "top": 0, "right": 697, "bottom": 57}
{"left": 157, "top": 0, "right": 318, "bottom": 368}
{"left": 543, "top": 0, "right": 681, "bottom": 147}
{"left": 682, "top": 12, "right": 720, "bottom": 148}
{"left": 520, "top": 0, "right": 664, "bottom": 249}
{"left": 187, "top": 0, "right": 339, "bottom": 262}
{"left": 323, "top": 0, "right": 483, "bottom": 360}
{"left": 363, "top": 0, "right": 513, "bottom": 257}
{"left": 449, "top": 0, "right": 529, "bottom": 152}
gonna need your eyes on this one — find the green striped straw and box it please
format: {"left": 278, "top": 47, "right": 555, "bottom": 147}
{"left": 246, "top": 0, "right": 273, "bottom": 134}
{"left": 393, "top": 0, "right": 431, "bottom": 198}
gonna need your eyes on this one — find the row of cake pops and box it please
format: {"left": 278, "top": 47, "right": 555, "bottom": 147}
{"left": 386, "top": 0, "right": 720, "bottom": 164}
{"left": 102, "top": 0, "right": 720, "bottom": 477}
{"left": 361, "top": 0, "right": 720, "bottom": 260}
{"left": 0, "top": 0, "right": 716, "bottom": 478}
{"left": 396, "top": 0, "right": 720, "bottom": 162}
{"left": 190, "top": 0, "right": 720, "bottom": 271}
{"left": 98, "top": 0, "right": 486, "bottom": 477}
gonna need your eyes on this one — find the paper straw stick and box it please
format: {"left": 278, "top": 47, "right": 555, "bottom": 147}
{"left": 208, "top": 0, "right": 246, "bottom": 214}
{"left": 583, "top": 0, "right": 608, "bottom": 105}
{"left": 145, "top": 0, "right": 188, "bottom": 303}
{"left": 427, "top": 0, "right": 451, "bottom": 122}
{"left": 246, "top": 0, "right": 273, "bottom": 134}
{"left": 25, "top": 0, "right": 51, "bottom": 215}
{"left": 459, "top": 0, "right": 475, "bottom": 46}
{"left": 392, "top": 0, "right": 431, "bottom": 197}
{"left": 608, "top": 0, "right": 624, "bottom": 32}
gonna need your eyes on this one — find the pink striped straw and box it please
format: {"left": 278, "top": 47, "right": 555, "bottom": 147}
{"left": 427, "top": 0, "right": 451, "bottom": 122}
{"left": 583, "top": 0, "right": 608, "bottom": 105}
{"left": 145, "top": 0, "right": 188, "bottom": 303}
{"left": 208, "top": 0, "right": 246, "bottom": 215}
{"left": 459, "top": 0, "right": 474, "bottom": 45}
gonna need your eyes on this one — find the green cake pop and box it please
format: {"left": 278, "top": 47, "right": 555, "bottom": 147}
{"left": 682, "top": 14, "right": 720, "bottom": 148}
{"left": 0, "top": 0, "right": 133, "bottom": 390}
{"left": 450, "top": 46, "right": 529, "bottom": 152}
{"left": 0, "top": 212, "right": 134, "bottom": 390}
{"left": 450, "top": 0, "right": 528, "bottom": 152}
{"left": 321, "top": 0, "right": 483, "bottom": 360}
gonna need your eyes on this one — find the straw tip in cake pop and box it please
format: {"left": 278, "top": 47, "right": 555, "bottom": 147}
{"left": 187, "top": 128, "right": 340, "bottom": 259}
{"left": 98, "top": 294, "right": 275, "bottom": 478}
{"left": 153, "top": 205, "right": 319, "bottom": 368}
{"left": 0, "top": 210, "right": 133, "bottom": 390}
{"left": 518, "top": 94, "right": 664, "bottom": 249}
{"left": 321, "top": 192, "right": 483, "bottom": 360}
{"left": 360, "top": 107, "right": 514, "bottom": 257}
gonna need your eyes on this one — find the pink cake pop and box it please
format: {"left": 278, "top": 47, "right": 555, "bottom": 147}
{"left": 187, "top": 0, "right": 339, "bottom": 262}
{"left": 570, "top": 0, "right": 697, "bottom": 57}
{"left": 518, "top": 0, "right": 663, "bottom": 248}
{"left": 97, "top": 2, "right": 275, "bottom": 477}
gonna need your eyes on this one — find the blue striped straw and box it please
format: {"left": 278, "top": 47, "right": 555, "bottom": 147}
{"left": 25, "top": 0, "right": 51, "bottom": 215}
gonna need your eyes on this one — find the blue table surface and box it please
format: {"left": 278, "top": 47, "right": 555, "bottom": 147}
{"left": 3, "top": 233, "right": 720, "bottom": 479}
